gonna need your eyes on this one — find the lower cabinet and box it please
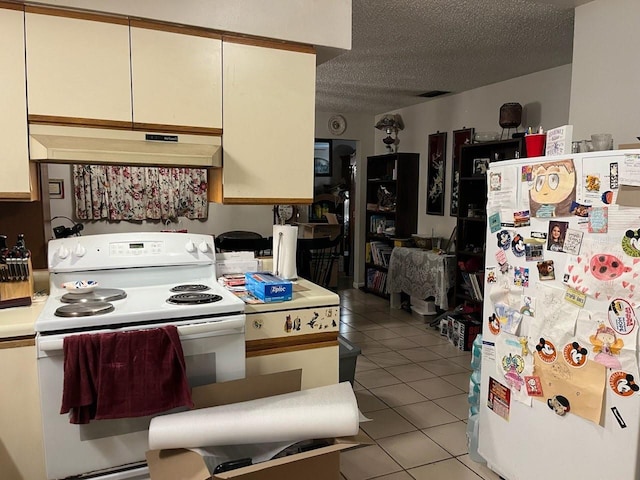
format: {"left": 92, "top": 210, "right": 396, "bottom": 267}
{"left": 244, "top": 306, "right": 340, "bottom": 389}
{"left": 246, "top": 345, "right": 339, "bottom": 390}
{"left": 0, "top": 339, "right": 46, "bottom": 480}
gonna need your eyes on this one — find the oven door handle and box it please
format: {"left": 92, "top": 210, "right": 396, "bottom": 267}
{"left": 38, "top": 316, "right": 246, "bottom": 353}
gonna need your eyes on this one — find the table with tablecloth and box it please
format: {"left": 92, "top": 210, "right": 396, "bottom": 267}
{"left": 386, "top": 247, "right": 456, "bottom": 310}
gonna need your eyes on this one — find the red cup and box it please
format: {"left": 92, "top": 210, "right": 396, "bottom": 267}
{"left": 525, "top": 134, "right": 546, "bottom": 158}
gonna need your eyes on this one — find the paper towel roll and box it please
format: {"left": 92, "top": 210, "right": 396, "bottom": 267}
{"left": 272, "top": 225, "right": 298, "bottom": 280}
{"left": 148, "top": 382, "right": 359, "bottom": 450}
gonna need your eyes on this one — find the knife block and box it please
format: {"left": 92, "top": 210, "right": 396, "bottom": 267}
{"left": 0, "top": 258, "right": 33, "bottom": 309}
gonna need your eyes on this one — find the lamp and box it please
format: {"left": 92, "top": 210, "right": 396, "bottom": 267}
{"left": 375, "top": 114, "right": 404, "bottom": 152}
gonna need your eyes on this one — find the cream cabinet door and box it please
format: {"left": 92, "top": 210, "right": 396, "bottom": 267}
{"left": 25, "top": 10, "right": 132, "bottom": 125}
{"left": 0, "top": 341, "right": 46, "bottom": 480}
{"left": 0, "top": 6, "right": 34, "bottom": 200}
{"left": 130, "top": 24, "right": 222, "bottom": 132}
{"left": 221, "top": 39, "right": 316, "bottom": 204}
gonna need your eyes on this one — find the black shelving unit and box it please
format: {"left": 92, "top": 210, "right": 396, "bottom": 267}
{"left": 454, "top": 139, "right": 524, "bottom": 311}
{"left": 363, "top": 153, "right": 419, "bottom": 297}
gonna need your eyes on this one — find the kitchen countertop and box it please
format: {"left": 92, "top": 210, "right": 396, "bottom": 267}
{"left": 244, "top": 278, "right": 339, "bottom": 314}
{"left": 0, "top": 299, "right": 45, "bottom": 339}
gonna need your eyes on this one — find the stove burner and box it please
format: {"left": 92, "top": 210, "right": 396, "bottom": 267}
{"left": 167, "top": 293, "right": 222, "bottom": 305}
{"left": 55, "top": 302, "right": 115, "bottom": 317}
{"left": 170, "top": 284, "right": 211, "bottom": 293}
{"left": 61, "top": 288, "right": 127, "bottom": 304}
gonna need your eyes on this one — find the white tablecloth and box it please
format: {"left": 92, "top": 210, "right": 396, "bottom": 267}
{"left": 387, "top": 247, "right": 456, "bottom": 309}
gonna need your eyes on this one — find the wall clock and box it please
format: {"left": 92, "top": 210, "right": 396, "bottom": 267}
{"left": 328, "top": 115, "right": 347, "bottom": 136}
{"left": 274, "top": 204, "right": 296, "bottom": 224}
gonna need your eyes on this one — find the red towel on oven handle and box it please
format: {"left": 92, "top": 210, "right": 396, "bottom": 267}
{"left": 61, "top": 325, "right": 194, "bottom": 424}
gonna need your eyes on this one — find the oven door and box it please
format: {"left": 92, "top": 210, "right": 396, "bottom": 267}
{"left": 36, "top": 315, "right": 245, "bottom": 480}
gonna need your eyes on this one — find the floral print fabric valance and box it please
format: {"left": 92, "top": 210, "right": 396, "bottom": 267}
{"left": 73, "top": 165, "right": 208, "bottom": 221}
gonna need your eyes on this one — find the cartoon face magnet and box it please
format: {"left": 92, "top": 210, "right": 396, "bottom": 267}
{"left": 497, "top": 230, "right": 512, "bottom": 250}
{"left": 622, "top": 229, "right": 640, "bottom": 257}
{"left": 547, "top": 395, "right": 570, "bottom": 416}
{"left": 535, "top": 338, "right": 557, "bottom": 363}
{"left": 609, "top": 371, "right": 640, "bottom": 397}
{"left": 562, "top": 342, "right": 588, "bottom": 368}
{"left": 511, "top": 234, "right": 526, "bottom": 257}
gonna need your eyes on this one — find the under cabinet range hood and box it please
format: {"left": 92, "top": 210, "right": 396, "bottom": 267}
{"left": 28, "top": 125, "right": 222, "bottom": 167}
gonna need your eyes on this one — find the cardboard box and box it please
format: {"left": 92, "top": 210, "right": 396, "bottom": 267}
{"left": 296, "top": 223, "right": 341, "bottom": 240}
{"left": 244, "top": 272, "right": 293, "bottom": 303}
{"left": 146, "top": 370, "right": 369, "bottom": 480}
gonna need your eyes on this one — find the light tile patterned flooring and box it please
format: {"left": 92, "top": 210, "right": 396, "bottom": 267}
{"left": 337, "top": 286, "right": 500, "bottom": 480}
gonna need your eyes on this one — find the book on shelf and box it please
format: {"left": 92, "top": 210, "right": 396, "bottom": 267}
{"left": 366, "top": 268, "right": 387, "bottom": 294}
{"left": 461, "top": 270, "right": 484, "bottom": 301}
{"left": 369, "top": 241, "right": 393, "bottom": 267}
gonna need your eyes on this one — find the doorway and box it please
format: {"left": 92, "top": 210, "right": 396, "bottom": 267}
{"left": 311, "top": 139, "right": 357, "bottom": 279}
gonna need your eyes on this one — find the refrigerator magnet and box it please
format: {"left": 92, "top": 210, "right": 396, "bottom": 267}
{"left": 511, "top": 234, "right": 526, "bottom": 257}
{"left": 547, "top": 395, "right": 570, "bottom": 416}
{"left": 535, "top": 338, "right": 557, "bottom": 363}
{"left": 562, "top": 342, "right": 588, "bottom": 368}
{"left": 608, "top": 298, "right": 637, "bottom": 335}
{"left": 622, "top": 228, "right": 640, "bottom": 257}
{"left": 609, "top": 371, "right": 639, "bottom": 397}
{"left": 524, "top": 376, "right": 543, "bottom": 396}
{"left": 497, "top": 230, "right": 512, "bottom": 250}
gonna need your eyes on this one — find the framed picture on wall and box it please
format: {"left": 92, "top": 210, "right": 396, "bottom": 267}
{"left": 314, "top": 140, "right": 332, "bottom": 177}
{"left": 450, "top": 127, "right": 474, "bottom": 216}
{"left": 426, "top": 131, "right": 447, "bottom": 215}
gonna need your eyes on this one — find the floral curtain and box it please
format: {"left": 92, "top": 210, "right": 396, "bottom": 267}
{"left": 73, "top": 165, "right": 208, "bottom": 221}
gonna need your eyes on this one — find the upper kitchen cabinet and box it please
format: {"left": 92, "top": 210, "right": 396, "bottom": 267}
{"left": 0, "top": 4, "right": 38, "bottom": 201}
{"left": 25, "top": 7, "right": 132, "bottom": 128}
{"left": 217, "top": 38, "right": 316, "bottom": 204}
{"left": 130, "top": 21, "right": 222, "bottom": 134}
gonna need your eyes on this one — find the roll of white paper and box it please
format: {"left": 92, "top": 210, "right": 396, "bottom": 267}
{"left": 272, "top": 225, "right": 298, "bottom": 280}
{"left": 148, "top": 382, "right": 359, "bottom": 450}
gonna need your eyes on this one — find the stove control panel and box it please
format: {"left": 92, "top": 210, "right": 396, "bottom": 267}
{"left": 48, "top": 232, "right": 216, "bottom": 272}
{"left": 109, "top": 241, "right": 163, "bottom": 257}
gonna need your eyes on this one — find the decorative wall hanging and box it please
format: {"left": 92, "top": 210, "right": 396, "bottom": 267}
{"left": 450, "top": 127, "right": 474, "bottom": 216}
{"left": 427, "top": 131, "right": 447, "bottom": 215}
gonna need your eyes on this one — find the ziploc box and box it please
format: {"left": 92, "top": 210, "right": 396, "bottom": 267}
{"left": 244, "top": 272, "right": 293, "bottom": 303}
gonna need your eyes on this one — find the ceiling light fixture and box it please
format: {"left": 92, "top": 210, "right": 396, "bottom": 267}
{"left": 374, "top": 114, "right": 404, "bottom": 153}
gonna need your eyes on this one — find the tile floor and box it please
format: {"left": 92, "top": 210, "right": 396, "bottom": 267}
{"left": 337, "top": 285, "right": 500, "bottom": 480}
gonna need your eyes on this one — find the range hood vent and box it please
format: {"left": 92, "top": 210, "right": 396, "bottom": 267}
{"left": 29, "top": 125, "right": 221, "bottom": 167}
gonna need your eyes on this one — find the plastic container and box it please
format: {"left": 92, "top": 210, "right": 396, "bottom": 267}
{"left": 471, "top": 334, "right": 483, "bottom": 370}
{"left": 338, "top": 335, "right": 361, "bottom": 385}
{"left": 466, "top": 413, "right": 486, "bottom": 464}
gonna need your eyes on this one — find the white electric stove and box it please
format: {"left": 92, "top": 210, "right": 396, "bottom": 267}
{"left": 35, "top": 232, "right": 247, "bottom": 480}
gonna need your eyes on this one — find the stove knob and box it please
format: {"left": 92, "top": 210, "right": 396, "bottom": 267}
{"left": 74, "top": 243, "right": 86, "bottom": 257}
{"left": 185, "top": 240, "right": 196, "bottom": 253}
{"left": 198, "top": 241, "right": 210, "bottom": 253}
{"left": 57, "top": 245, "right": 70, "bottom": 259}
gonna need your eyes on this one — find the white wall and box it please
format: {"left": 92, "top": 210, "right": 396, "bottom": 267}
{"left": 34, "top": 0, "right": 351, "bottom": 51}
{"left": 377, "top": 64, "right": 573, "bottom": 242}
{"left": 569, "top": 0, "right": 640, "bottom": 145}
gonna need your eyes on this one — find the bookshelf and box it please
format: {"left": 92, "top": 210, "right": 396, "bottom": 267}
{"left": 454, "top": 139, "right": 524, "bottom": 310}
{"left": 363, "top": 153, "right": 419, "bottom": 297}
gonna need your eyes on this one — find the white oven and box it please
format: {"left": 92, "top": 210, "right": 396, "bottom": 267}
{"left": 35, "top": 233, "right": 247, "bottom": 479}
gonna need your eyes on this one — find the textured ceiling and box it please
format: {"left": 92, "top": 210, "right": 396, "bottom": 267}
{"left": 316, "top": 0, "right": 580, "bottom": 114}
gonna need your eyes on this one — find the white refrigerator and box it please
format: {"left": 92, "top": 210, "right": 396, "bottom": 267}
{"left": 478, "top": 149, "right": 640, "bottom": 480}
